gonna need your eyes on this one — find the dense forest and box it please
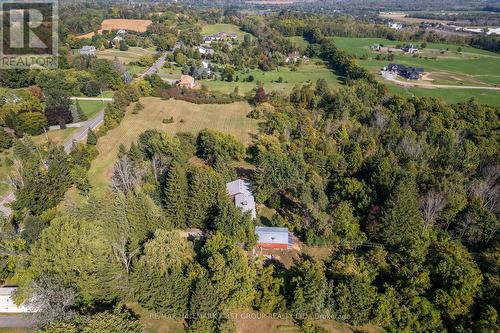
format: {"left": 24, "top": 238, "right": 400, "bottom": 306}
{"left": 0, "top": 2, "right": 498, "bottom": 333}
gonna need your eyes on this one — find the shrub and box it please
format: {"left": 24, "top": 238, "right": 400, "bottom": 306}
{"left": 162, "top": 117, "right": 174, "bottom": 124}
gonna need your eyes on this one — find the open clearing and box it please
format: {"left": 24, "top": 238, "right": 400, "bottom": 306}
{"left": 77, "top": 19, "right": 153, "bottom": 39}
{"left": 330, "top": 37, "right": 500, "bottom": 104}
{"left": 379, "top": 12, "right": 464, "bottom": 24}
{"left": 203, "top": 61, "right": 343, "bottom": 95}
{"left": 96, "top": 47, "right": 156, "bottom": 64}
{"left": 201, "top": 23, "right": 247, "bottom": 40}
{"left": 87, "top": 98, "right": 258, "bottom": 192}
{"left": 76, "top": 99, "right": 110, "bottom": 119}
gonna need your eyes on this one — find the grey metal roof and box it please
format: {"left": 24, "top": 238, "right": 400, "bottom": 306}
{"left": 255, "top": 226, "right": 290, "bottom": 245}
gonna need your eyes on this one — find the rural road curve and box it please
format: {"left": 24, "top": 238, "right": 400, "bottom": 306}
{"left": 141, "top": 52, "right": 168, "bottom": 77}
{"left": 381, "top": 71, "right": 500, "bottom": 90}
{"left": 0, "top": 110, "right": 105, "bottom": 217}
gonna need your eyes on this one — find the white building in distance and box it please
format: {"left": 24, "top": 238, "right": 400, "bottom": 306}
{"left": 226, "top": 179, "right": 257, "bottom": 219}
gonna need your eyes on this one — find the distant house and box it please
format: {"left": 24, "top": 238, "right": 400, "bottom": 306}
{"left": 370, "top": 44, "right": 381, "bottom": 51}
{"left": 388, "top": 22, "right": 403, "bottom": 30}
{"left": 230, "top": 33, "right": 238, "bottom": 39}
{"left": 0, "top": 287, "right": 36, "bottom": 313}
{"left": 387, "top": 63, "right": 424, "bottom": 80}
{"left": 79, "top": 45, "right": 96, "bottom": 56}
{"left": 402, "top": 43, "right": 419, "bottom": 54}
{"left": 285, "top": 51, "right": 300, "bottom": 63}
{"left": 173, "top": 41, "right": 184, "bottom": 50}
{"left": 226, "top": 179, "right": 257, "bottom": 219}
{"left": 113, "top": 35, "right": 123, "bottom": 44}
{"left": 255, "top": 226, "right": 293, "bottom": 249}
{"left": 116, "top": 29, "right": 127, "bottom": 35}
{"left": 203, "top": 36, "right": 214, "bottom": 44}
{"left": 178, "top": 75, "right": 196, "bottom": 89}
{"left": 201, "top": 59, "right": 211, "bottom": 74}
{"left": 198, "top": 46, "right": 214, "bottom": 55}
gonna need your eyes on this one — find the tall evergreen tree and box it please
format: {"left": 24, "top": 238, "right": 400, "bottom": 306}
{"left": 163, "top": 161, "right": 188, "bottom": 228}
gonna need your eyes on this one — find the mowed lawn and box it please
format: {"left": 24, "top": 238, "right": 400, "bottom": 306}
{"left": 203, "top": 61, "right": 343, "bottom": 95}
{"left": 329, "top": 37, "right": 500, "bottom": 105}
{"left": 87, "top": 98, "right": 259, "bottom": 192}
{"left": 75, "top": 99, "right": 110, "bottom": 119}
{"left": 386, "top": 84, "right": 500, "bottom": 106}
{"left": 201, "top": 23, "right": 247, "bottom": 40}
{"left": 96, "top": 47, "right": 156, "bottom": 64}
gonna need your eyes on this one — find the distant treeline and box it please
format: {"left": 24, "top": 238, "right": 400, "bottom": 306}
{"left": 407, "top": 12, "right": 500, "bottom": 26}
{"left": 270, "top": 11, "right": 500, "bottom": 53}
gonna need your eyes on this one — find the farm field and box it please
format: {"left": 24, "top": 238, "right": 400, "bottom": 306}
{"left": 330, "top": 37, "right": 500, "bottom": 104}
{"left": 203, "top": 61, "right": 343, "bottom": 95}
{"left": 201, "top": 23, "right": 247, "bottom": 40}
{"left": 87, "top": 98, "right": 258, "bottom": 192}
{"left": 76, "top": 19, "right": 153, "bottom": 39}
{"left": 96, "top": 47, "right": 156, "bottom": 64}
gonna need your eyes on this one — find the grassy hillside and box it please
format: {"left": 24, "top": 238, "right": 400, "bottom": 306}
{"left": 87, "top": 98, "right": 259, "bottom": 193}
{"left": 203, "top": 60, "right": 343, "bottom": 95}
{"left": 329, "top": 37, "right": 500, "bottom": 105}
{"left": 201, "top": 23, "right": 247, "bottom": 40}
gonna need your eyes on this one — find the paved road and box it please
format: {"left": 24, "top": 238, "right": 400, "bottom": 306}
{"left": 0, "top": 111, "right": 105, "bottom": 217}
{"left": 0, "top": 314, "right": 32, "bottom": 328}
{"left": 381, "top": 70, "right": 500, "bottom": 90}
{"left": 141, "top": 52, "right": 168, "bottom": 77}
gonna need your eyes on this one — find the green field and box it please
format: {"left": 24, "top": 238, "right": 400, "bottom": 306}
{"left": 386, "top": 84, "right": 500, "bottom": 106}
{"left": 203, "top": 60, "right": 343, "bottom": 95}
{"left": 87, "top": 98, "right": 259, "bottom": 193}
{"left": 201, "top": 23, "right": 247, "bottom": 40}
{"left": 96, "top": 47, "right": 156, "bottom": 64}
{"left": 330, "top": 37, "right": 500, "bottom": 105}
{"left": 76, "top": 99, "right": 110, "bottom": 119}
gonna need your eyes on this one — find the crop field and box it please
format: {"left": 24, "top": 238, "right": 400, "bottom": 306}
{"left": 203, "top": 61, "right": 343, "bottom": 95}
{"left": 87, "top": 98, "right": 258, "bottom": 192}
{"left": 330, "top": 37, "right": 500, "bottom": 104}
{"left": 96, "top": 47, "right": 156, "bottom": 64}
{"left": 77, "top": 19, "right": 153, "bottom": 39}
{"left": 201, "top": 23, "right": 247, "bottom": 40}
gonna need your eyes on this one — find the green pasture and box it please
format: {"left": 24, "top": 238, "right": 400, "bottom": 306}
{"left": 201, "top": 23, "right": 247, "bottom": 40}
{"left": 203, "top": 60, "right": 343, "bottom": 95}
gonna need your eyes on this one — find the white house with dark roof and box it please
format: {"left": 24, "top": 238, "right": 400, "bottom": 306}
{"left": 226, "top": 179, "right": 257, "bottom": 219}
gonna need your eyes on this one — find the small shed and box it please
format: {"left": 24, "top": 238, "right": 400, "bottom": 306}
{"left": 255, "top": 226, "right": 292, "bottom": 249}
